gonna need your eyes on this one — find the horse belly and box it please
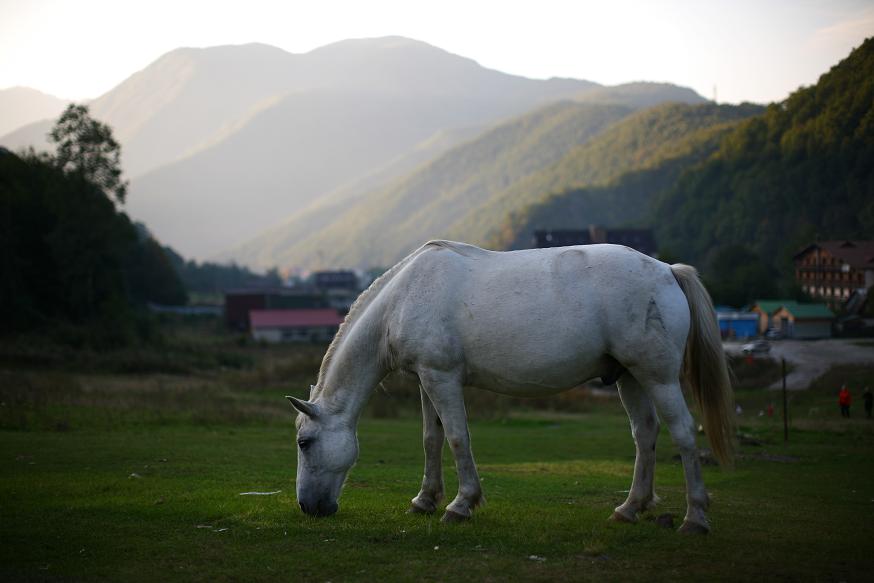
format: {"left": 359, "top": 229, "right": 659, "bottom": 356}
{"left": 463, "top": 350, "right": 607, "bottom": 396}
{"left": 459, "top": 321, "right": 609, "bottom": 397}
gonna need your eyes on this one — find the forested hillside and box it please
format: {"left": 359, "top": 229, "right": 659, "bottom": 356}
{"left": 494, "top": 37, "right": 874, "bottom": 304}
{"left": 226, "top": 78, "right": 711, "bottom": 270}
{"left": 226, "top": 101, "right": 633, "bottom": 268}
{"left": 0, "top": 106, "right": 191, "bottom": 343}
{"left": 573, "top": 81, "right": 705, "bottom": 108}
{"left": 651, "top": 36, "right": 874, "bottom": 275}
{"left": 464, "top": 102, "right": 762, "bottom": 248}
{"left": 0, "top": 147, "right": 185, "bottom": 341}
{"left": 1, "top": 37, "right": 596, "bottom": 259}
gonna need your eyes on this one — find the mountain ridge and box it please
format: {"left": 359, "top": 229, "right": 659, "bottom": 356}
{"left": 224, "top": 97, "right": 721, "bottom": 269}
{"left": 0, "top": 87, "right": 69, "bottom": 139}
{"left": 1, "top": 37, "right": 705, "bottom": 261}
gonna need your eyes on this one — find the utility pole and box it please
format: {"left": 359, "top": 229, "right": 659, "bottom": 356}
{"left": 782, "top": 358, "right": 789, "bottom": 442}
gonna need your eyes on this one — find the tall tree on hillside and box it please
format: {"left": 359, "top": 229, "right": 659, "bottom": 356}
{"left": 49, "top": 104, "right": 128, "bottom": 204}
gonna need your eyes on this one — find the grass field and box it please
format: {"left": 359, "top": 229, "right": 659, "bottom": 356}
{"left": 2, "top": 322, "right": 873, "bottom": 581}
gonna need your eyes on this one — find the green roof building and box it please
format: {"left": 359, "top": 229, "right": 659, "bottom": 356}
{"left": 750, "top": 299, "right": 833, "bottom": 339}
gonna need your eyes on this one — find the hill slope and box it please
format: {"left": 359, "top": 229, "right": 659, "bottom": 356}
{"left": 1, "top": 37, "right": 596, "bottom": 183}
{"left": 127, "top": 89, "right": 505, "bottom": 258}
{"left": 226, "top": 91, "right": 716, "bottom": 269}
{"left": 0, "top": 87, "right": 69, "bottom": 138}
{"left": 478, "top": 102, "right": 763, "bottom": 249}
{"left": 574, "top": 81, "right": 706, "bottom": 109}
{"left": 651, "top": 36, "right": 874, "bottom": 273}
{"left": 2, "top": 38, "right": 706, "bottom": 261}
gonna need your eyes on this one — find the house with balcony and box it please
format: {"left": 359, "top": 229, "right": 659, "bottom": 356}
{"left": 793, "top": 241, "right": 874, "bottom": 310}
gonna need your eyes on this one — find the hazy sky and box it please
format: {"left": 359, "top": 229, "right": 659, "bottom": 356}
{"left": 1, "top": 0, "right": 872, "bottom": 103}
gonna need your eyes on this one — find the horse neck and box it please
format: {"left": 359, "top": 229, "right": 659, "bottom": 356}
{"left": 318, "top": 304, "right": 388, "bottom": 423}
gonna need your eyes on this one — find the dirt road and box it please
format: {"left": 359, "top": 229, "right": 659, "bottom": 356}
{"left": 724, "top": 339, "right": 874, "bottom": 390}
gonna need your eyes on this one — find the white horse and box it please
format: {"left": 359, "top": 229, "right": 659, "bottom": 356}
{"left": 287, "top": 241, "right": 733, "bottom": 533}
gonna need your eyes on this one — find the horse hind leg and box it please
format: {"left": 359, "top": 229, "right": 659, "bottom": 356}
{"left": 409, "top": 386, "right": 445, "bottom": 514}
{"left": 611, "top": 373, "right": 661, "bottom": 524}
{"left": 640, "top": 377, "right": 711, "bottom": 534}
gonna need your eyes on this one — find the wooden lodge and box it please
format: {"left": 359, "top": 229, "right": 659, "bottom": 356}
{"left": 793, "top": 241, "right": 874, "bottom": 310}
{"left": 750, "top": 299, "right": 834, "bottom": 339}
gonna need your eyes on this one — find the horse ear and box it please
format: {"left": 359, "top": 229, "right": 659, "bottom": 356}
{"left": 286, "top": 396, "right": 319, "bottom": 418}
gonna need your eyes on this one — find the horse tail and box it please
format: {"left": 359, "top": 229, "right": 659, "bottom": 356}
{"left": 670, "top": 263, "right": 735, "bottom": 467}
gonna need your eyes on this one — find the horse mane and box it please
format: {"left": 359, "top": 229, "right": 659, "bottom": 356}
{"left": 313, "top": 241, "right": 449, "bottom": 395}
{"left": 424, "top": 239, "right": 490, "bottom": 258}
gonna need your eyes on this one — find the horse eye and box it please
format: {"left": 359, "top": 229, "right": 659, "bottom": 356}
{"left": 298, "top": 439, "right": 312, "bottom": 450}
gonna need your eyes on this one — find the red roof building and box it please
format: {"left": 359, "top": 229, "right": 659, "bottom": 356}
{"left": 250, "top": 309, "right": 344, "bottom": 343}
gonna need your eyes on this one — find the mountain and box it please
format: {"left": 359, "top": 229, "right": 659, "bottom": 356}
{"left": 651, "top": 37, "right": 874, "bottom": 274}
{"left": 490, "top": 37, "right": 874, "bottom": 301}
{"left": 2, "top": 37, "right": 705, "bottom": 261}
{"left": 124, "top": 37, "right": 626, "bottom": 258}
{"left": 574, "top": 81, "right": 706, "bottom": 109}
{"left": 476, "top": 101, "right": 763, "bottom": 249}
{"left": 0, "top": 87, "right": 69, "bottom": 139}
{"left": 0, "top": 118, "right": 54, "bottom": 154}
{"left": 219, "top": 123, "right": 485, "bottom": 269}
{"left": 1, "top": 37, "right": 597, "bottom": 178}
{"left": 226, "top": 89, "right": 714, "bottom": 270}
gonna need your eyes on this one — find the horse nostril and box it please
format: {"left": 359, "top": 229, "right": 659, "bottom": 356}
{"left": 317, "top": 500, "right": 339, "bottom": 517}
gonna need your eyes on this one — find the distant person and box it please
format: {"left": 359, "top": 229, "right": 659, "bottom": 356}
{"left": 864, "top": 387, "right": 872, "bottom": 419}
{"left": 838, "top": 384, "right": 851, "bottom": 418}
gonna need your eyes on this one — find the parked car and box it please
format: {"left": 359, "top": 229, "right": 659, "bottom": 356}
{"left": 741, "top": 340, "right": 771, "bottom": 354}
{"left": 764, "top": 328, "right": 783, "bottom": 340}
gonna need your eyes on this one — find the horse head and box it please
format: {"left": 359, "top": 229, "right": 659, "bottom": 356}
{"left": 287, "top": 395, "right": 358, "bottom": 517}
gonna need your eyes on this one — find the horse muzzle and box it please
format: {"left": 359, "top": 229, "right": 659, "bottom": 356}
{"left": 298, "top": 497, "right": 339, "bottom": 517}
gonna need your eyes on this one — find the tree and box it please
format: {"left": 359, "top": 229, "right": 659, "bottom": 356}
{"left": 126, "top": 236, "right": 189, "bottom": 306}
{"left": 49, "top": 104, "right": 128, "bottom": 204}
{"left": 704, "top": 245, "right": 778, "bottom": 308}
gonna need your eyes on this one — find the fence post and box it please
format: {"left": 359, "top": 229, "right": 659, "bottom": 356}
{"left": 782, "top": 358, "right": 788, "bottom": 442}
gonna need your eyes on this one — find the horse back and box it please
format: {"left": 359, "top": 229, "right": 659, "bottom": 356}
{"left": 386, "top": 242, "right": 688, "bottom": 395}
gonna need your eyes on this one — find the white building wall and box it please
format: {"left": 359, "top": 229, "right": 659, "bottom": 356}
{"left": 792, "top": 321, "right": 832, "bottom": 339}
{"left": 252, "top": 328, "right": 283, "bottom": 343}
{"left": 252, "top": 325, "right": 338, "bottom": 343}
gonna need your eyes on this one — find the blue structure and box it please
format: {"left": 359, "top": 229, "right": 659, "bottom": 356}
{"left": 716, "top": 311, "right": 759, "bottom": 339}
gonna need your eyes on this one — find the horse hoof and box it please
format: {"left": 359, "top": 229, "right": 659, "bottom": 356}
{"left": 407, "top": 502, "right": 435, "bottom": 515}
{"left": 677, "top": 520, "right": 709, "bottom": 535}
{"left": 441, "top": 509, "right": 470, "bottom": 523}
{"left": 609, "top": 510, "right": 637, "bottom": 524}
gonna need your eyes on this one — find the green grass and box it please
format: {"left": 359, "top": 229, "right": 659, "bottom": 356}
{"left": 2, "top": 324, "right": 873, "bottom": 581}
{"left": 2, "top": 411, "right": 873, "bottom": 581}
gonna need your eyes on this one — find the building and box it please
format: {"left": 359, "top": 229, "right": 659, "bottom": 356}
{"left": 534, "top": 225, "right": 657, "bottom": 256}
{"left": 750, "top": 300, "right": 787, "bottom": 334}
{"left": 314, "top": 270, "right": 359, "bottom": 291}
{"left": 715, "top": 310, "right": 759, "bottom": 339}
{"left": 250, "top": 309, "right": 345, "bottom": 343}
{"left": 770, "top": 303, "right": 834, "bottom": 339}
{"left": 224, "top": 288, "right": 328, "bottom": 331}
{"left": 749, "top": 299, "right": 833, "bottom": 339}
{"left": 793, "top": 241, "right": 874, "bottom": 309}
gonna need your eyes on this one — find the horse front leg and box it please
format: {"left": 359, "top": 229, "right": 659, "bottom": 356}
{"left": 409, "top": 386, "right": 445, "bottom": 514}
{"left": 612, "top": 374, "right": 661, "bottom": 523}
{"left": 419, "top": 369, "right": 483, "bottom": 523}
